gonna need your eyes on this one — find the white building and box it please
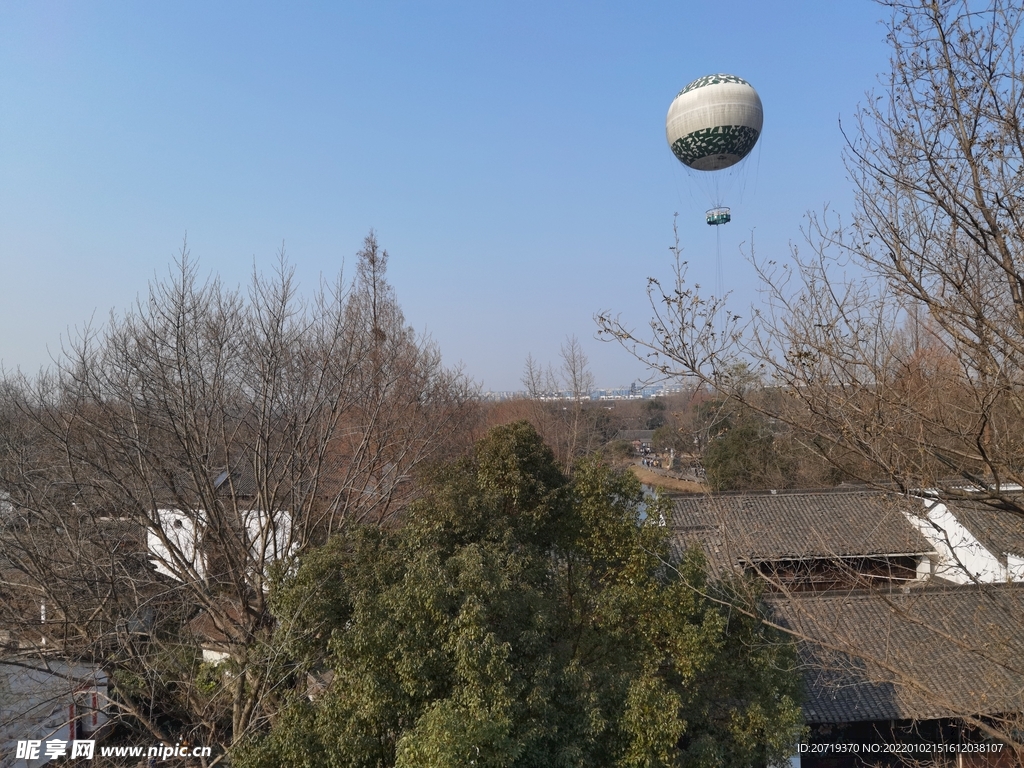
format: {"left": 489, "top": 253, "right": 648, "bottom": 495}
{"left": 0, "top": 661, "right": 108, "bottom": 768}
{"left": 147, "top": 507, "right": 296, "bottom": 584}
{"left": 905, "top": 495, "right": 1024, "bottom": 583}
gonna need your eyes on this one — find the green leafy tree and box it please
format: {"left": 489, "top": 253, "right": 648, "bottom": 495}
{"left": 694, "top": 402, "right": 787, "bottom": 492}
{"left": 641, "top": 399, "right": 667, "bottom": 430}
{"left": 237, "top": 422, "right": 801, "bottom": 768}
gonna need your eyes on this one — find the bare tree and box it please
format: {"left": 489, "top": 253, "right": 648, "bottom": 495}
{"left": 559, "top": 336, "right": 597, "bottom": 465}
{"left": 517, "top": 336, "right": 597, "bottom": 472}
{"left": 0, "top": 233, "right": 476, "bottom": 761}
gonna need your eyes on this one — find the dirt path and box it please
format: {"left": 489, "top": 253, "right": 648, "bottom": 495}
{"left": 629, "top": 465, "right": 706, "bottom": 494}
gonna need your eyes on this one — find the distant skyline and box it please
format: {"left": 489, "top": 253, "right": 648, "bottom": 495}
{"left": 1, "top": 2, "right": 891, "bottom": 391}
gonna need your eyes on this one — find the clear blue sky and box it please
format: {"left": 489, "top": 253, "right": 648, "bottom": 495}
{"left": 0, "top": 1, "right": 891, "bottom": 391}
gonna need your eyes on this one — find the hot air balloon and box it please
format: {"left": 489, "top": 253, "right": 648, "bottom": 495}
{"left": 666, "top": 74, "right": 763, "bottom": 225}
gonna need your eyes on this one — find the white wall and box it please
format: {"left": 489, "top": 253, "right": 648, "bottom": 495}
{"left": 243, "top": 508, "right": 297, "bottom": 574}
{"left": 147, "top": 507, "right": 296, "bottom": 584}
{"left": 905, "top": 499, "right": 1021, "bottom": 584}
{"left": 147, "top": 509, "right": 205, "bottom": 581}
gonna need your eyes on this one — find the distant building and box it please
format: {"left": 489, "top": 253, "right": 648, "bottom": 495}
{"left": 614, "top": 430, "right": 656, "bottom": 453}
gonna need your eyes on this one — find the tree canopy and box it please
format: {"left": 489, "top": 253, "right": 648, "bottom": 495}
{"left": 238, "top": 422, "right": 801, "bottom": 768}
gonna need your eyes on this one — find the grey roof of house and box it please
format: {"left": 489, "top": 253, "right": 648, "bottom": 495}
{"left": 670, "top": 490, "right": 935, "bottom": 574}
{"left": 770, "top": 584, "right": 1024, "bottom": 724}
{"left": 935, "top": 498, "right": 1024, "bottom": 562}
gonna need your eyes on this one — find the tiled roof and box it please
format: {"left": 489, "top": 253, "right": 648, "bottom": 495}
{"left": 938, "top": 498, "right": 1024, "bottom": 561}
{"left": 186, "top": 599, "right": 245, "bottom": 648}
{"left": 770, "top": 584, "right": 1024, "bottom": 724}
{"left": 670, "top": 490, "right": 934, "bottom": 574}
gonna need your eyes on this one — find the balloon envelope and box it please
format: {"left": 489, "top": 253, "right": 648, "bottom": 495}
{"left": 666, "top": 74, "right": 763, "bottom": 172}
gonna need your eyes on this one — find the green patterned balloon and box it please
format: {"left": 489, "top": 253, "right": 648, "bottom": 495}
{"left": 666, "top": 73, "right": 763, "bottom": 171}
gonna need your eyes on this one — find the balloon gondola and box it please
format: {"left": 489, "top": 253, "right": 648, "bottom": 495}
{"left": 705, "top": 207, "right": 731, "bottom": 226}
